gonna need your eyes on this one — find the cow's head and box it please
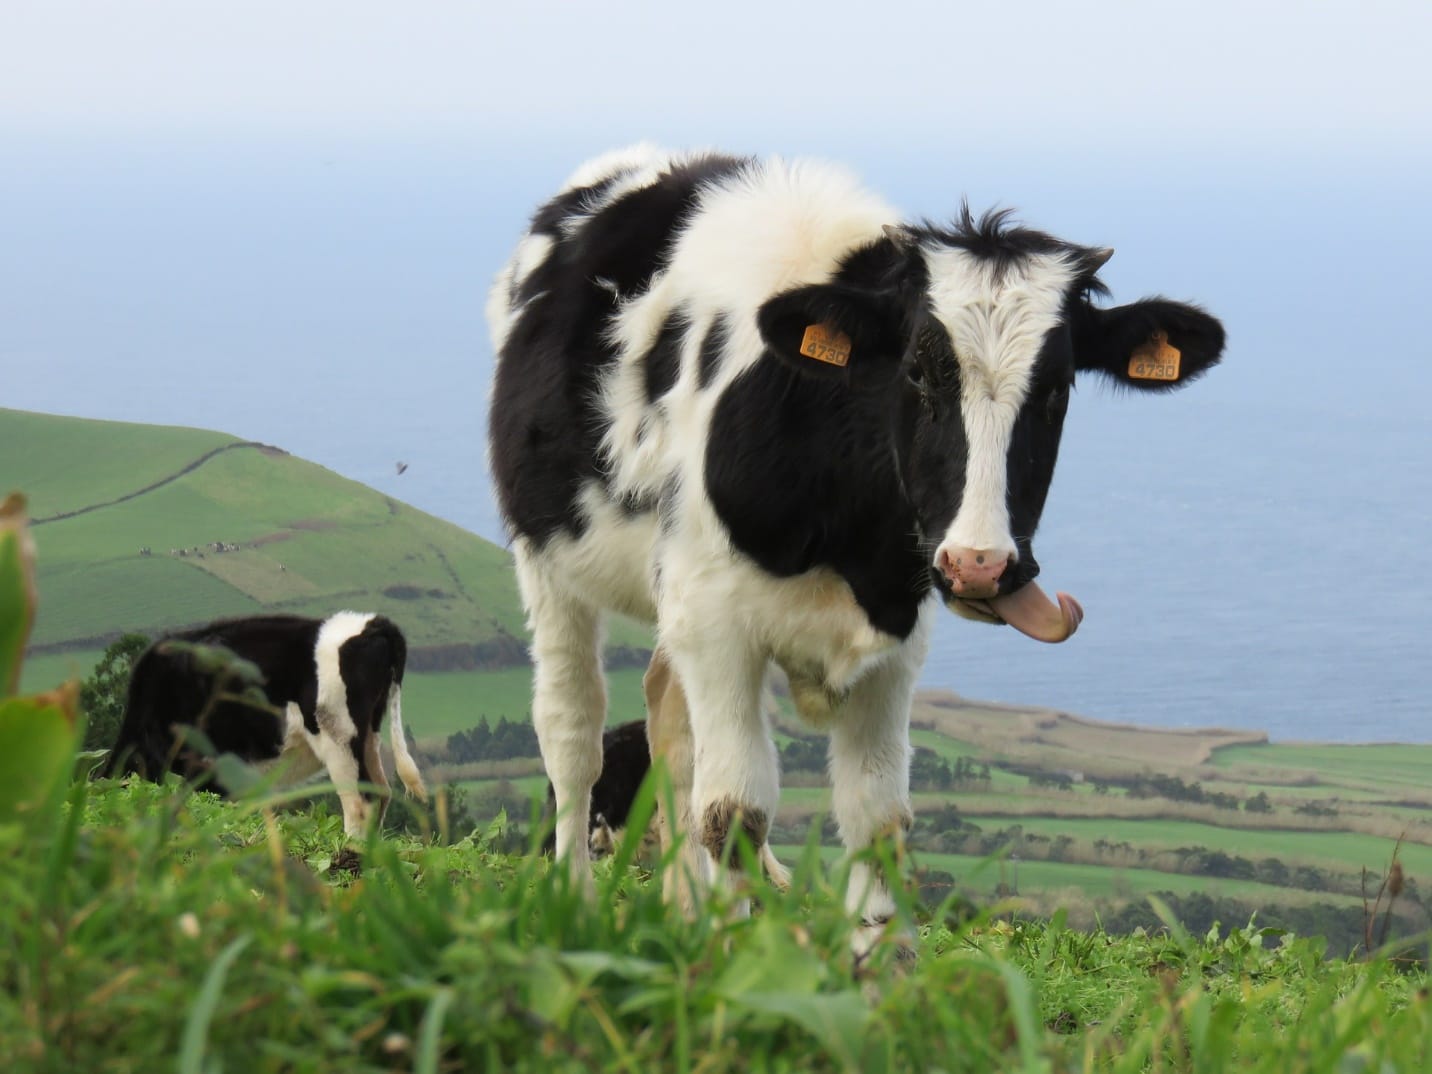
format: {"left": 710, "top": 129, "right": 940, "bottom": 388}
{"left": 756, "top": 208, "right": 1225, "bottom": 642}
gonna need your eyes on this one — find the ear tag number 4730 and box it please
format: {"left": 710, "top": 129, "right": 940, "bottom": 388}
{"left": 1129, "top": 330, "right": 1181, "bottom": 381}
{"left": 800, "top": 324, "right": 852, "bottom": 367}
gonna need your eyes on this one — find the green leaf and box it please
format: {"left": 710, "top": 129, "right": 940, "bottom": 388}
{"left": 0, "top": 492, "right": 38, "bottom": 698}
{"left": 177, "top": 934, "right": 252, "bottom": 1074}
{"left": 722, "top": 990, "right": 869, "bottom": 1070}
{"left": 0, "top": 686, "right": 79, "bottom": 826}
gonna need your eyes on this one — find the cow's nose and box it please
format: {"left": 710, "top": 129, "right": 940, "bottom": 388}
{"left": 936, "top": 547, "right": 1012, "bottom": 599}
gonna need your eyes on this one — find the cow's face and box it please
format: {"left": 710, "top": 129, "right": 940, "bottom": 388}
{"left": 757, "top": 214, "right": 1225, "bottom": 642}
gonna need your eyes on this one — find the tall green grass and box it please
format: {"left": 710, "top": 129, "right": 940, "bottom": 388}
{"left": 3, "top": 776, "right": 1428, "bottom": 1072}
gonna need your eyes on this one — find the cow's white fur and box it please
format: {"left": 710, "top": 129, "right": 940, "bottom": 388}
{"left": 494, "top": 147, "right": 1062, "bottom": 938}
{"left": 923, "top": 247, "right": 1079, "bottom": 562}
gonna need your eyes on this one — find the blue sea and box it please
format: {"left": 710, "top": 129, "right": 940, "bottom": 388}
{"left": 3, "top": 136, "right": 1429, "bottom": 742}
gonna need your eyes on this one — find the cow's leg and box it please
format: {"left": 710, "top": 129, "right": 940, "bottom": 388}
{"left": 518, "top": 546, "right": 605, "bottom": 886}
{"left": 664, "top": 631, "right": 776, "bottom": 909}
{"left": 826, "top": 621, "right": 929, "bottom": 962}
{"left": 643, "top": 647, "right": 704, "bottom": 914}
{"left": 307, "top": 708, "right": 372, "bottom": 840}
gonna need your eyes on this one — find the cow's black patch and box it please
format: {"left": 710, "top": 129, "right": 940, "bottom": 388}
{"left": 490, "top": 153, "right": 748, "bottom": 547}
{"left": 696, "top": 314, "right": 729, "bottom": 389}
{"left": 643, "top": 310, "right": 685, "bottom": 403}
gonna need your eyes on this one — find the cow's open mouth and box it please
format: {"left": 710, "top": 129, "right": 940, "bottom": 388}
{"left": 947, "top": 581, "right": 1084, "bottom": 644}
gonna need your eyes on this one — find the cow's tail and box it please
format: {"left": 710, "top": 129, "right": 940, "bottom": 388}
{"left": 386, "top": 682, "right": 428, "bottom": 802}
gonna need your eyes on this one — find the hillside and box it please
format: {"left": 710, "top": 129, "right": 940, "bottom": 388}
{"left": 3, "top": 407, "right": 648, "bottom": 698}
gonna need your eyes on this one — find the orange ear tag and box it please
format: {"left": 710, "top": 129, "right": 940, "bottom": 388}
{"left": 1128, "top": 330, "right": 1182, "bottom": 381}
{"left": 799, "top": 323, "right": 852, "bottom": 367}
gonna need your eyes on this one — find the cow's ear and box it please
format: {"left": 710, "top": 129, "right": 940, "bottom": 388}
{"left": 1072, "top": 297, "right": 1225, "bottom": 392}
{"left": 757, "top": 284, "right": 905, "bottom": 383}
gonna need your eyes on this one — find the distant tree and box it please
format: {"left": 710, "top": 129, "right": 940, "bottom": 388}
{"left": 81, "top": 633, "right": 150, "bottom": 751}
{"left": 1245, "top": 791, "right": 1273, "bottom": 814}
{"left": 910, "top": 746, "right": 953, "bottom": 790}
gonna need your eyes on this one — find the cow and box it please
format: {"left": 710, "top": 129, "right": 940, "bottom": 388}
{"left": 104, "top": 611, "right": 427, "bottom": 837}
{"left": 487, "top": 145, "right": 1225, "bottom": 948}
{"left": 541, "top": 691, "right": 792, "bottom": 891}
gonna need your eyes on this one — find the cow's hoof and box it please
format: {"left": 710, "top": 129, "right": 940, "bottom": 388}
{"left": 329, "top": 847, "right": 364, "bottom": 876}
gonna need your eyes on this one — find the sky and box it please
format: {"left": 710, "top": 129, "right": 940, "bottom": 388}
{"left": 4, "top": 1, "right": 1430, "bottom": 153}
{"left": 3, "top": 1, "right": 1431, "bottom": 738}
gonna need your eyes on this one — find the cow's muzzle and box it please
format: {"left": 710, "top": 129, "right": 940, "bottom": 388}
{"left": 935, "top": 546, "right": 1011, "bottom": 600}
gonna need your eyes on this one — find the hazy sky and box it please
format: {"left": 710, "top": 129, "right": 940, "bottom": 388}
{"left": 4, "top": 1, "right": 1430, "bottom": 156}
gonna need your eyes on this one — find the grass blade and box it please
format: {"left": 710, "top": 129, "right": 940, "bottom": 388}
{"left": 177, "top": 934, "right": 252, "bottom": 1074}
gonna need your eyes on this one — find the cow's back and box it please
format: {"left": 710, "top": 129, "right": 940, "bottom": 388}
{"left": 488, "top": 147, "right": 749, "bottom": 549}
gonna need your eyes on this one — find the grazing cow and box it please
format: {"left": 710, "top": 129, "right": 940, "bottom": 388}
{"left": 541, "top": 701, "right": 792, "bottom": 890}
{"left": 105, "top": 612, "right": 427, "bottom": 837}
{"left": 487, "top": 145, "right": 1224, "bottom": 944}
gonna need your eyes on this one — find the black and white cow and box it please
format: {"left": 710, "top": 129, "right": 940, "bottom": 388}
{"left": 105, "top": 612, "right": 428, "bottom": 837}
{"left": 487, "top": 146, "right": 1224, "bottom": 941}
{"left": 541, "top": 703, "right": 792, "bottom": 890}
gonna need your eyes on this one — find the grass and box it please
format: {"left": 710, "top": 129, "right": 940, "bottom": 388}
{"left": 908, "top": 851, "right": 1362, "bottom": 906}
{"left": 4, "top": 776, "right": 1428, "bottom": 1072}
{"left": 6, "top": 408, "right": 537, "bottom": 653}
{"left": 1212, "top": 742, "right": 1432, "bottom": 793}
{"left": 0, "top": 408, "right": 235, "bottom": 520}
{"left": 402, "top": 667, "right": 650, "bottom": 740}
{"left": 942, "top": 814, "right": 1432, "bottom": 883}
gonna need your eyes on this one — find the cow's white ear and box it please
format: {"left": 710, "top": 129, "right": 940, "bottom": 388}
{"left": 1073, "top": 297, "right": 1225, "bottom": 392}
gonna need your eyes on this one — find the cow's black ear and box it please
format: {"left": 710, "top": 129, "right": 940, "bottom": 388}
{"left": 1073, "top": 297, "right": 1225, "bottom": 392}
{"left": 757, "top": 284, "right": 905, "bottom": 384}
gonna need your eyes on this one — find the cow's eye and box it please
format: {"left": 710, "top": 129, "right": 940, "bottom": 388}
{"left": 1046, "top": 383, "right": 1071, "bottom": 422}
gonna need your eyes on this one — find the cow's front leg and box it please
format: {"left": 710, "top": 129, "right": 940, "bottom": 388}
{"left": 307, "top": 715, "right": 372, "bottom": 840}
{"left": 665, "top": 633, "right": 777, "bottom": 912}
{"left": 827, "top": 627, "right": 927, "bottom": 963}
{"left": 518, "top": 548, "right": 606, "bottom": 888}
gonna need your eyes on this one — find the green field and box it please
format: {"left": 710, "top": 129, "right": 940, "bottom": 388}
{"left": 911, "top": 851, "right": 1363, "bottom": 906}
{"left": 1212, "top": 741, "right": 1432, "bottom": 792}
{"left": 402, "top": 666, "right": 650, "bottom": 741}
{"left": 957, "top": 814, "right": 1430, "bottom": 879}
{"left": 2, "top": 407, "right": 235, "bottom": 520}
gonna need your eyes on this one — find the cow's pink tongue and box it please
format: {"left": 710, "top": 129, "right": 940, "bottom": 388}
{"left": 988, "top": 582, "right": 1083, "bottom": 643}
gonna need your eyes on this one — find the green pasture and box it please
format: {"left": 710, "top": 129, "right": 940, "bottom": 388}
{"left": 17, "top": 648, "right": 103, "bottom": 695}
{"left": 7, "top": 408, "right": 546, "bottom": 654}
{"left": 960, "top": 814, "right": 1432, "bottom": 880}
{"left": 0, "top": 407, "right": 234, "bottom": 520}
{"left": 32, "top": 557, "right": 263, "bottom": 646}
{"left": 905, "top": 850, "right": 1366, "bottom": 908}
{"left": 1212, "top": 741, "right": 1432, "bottom": 793}
{"left": 402, "top": 666, "right": 651, "bottom": 740}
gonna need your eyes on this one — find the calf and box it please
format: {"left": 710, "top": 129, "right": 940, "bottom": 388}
{"left": 105, "top": 611, "right": 427, "bottom": 836}
{"left": 543, "top": 703, "right": 792, "bottom": 890}
{"left": 488, "top": 145, "right": 1224, "bottom": 945}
